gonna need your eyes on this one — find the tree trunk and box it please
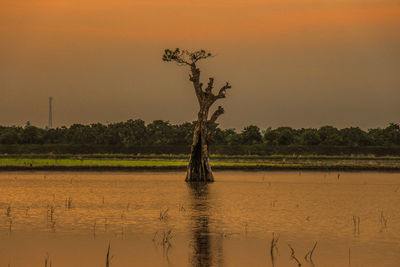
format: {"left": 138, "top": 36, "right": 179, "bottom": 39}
{"left": 186, "top": 109, "right": 214, "bottom": 182}
{"left": 183, "top": 62, "right": 230, "bottom": 183}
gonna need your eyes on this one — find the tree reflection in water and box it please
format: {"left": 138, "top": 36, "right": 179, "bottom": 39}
{"left": 187, "top": 183, "right": 223, "bottom": 267}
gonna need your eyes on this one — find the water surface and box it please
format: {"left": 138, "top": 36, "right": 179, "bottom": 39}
{"left": 0, "top": 171, "right": 399, "bottom": 266}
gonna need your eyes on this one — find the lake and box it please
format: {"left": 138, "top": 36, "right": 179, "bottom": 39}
{"left": 0, "top": 171, "right": 399, "bottom": 266}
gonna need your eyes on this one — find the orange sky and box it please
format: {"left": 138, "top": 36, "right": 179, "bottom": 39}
{"left": 1, "top": 0, "right": 399, "bottom": 128}
{"left": 2, "top": 0, "right": 400, "bottom": 40}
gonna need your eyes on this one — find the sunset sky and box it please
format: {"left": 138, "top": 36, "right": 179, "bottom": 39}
{"left": 1, "top": 0, "right": 399, "bottom": 129}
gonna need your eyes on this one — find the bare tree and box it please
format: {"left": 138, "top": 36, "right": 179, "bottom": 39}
{"left": 162, "top": 48, "right": 231, "bottom": 182}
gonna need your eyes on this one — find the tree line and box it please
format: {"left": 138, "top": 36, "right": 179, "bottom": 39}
{"left": 1, "top": 120, "right": 400, "bottom": 147}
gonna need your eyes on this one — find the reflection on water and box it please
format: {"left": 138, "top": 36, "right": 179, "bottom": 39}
{"left": 188, "top": 183, "right": 212, "bottom": 267}
{"left": 0, "top": 171, "right": 400, "bottom": 266}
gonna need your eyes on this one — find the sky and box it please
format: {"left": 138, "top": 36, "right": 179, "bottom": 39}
{"left": 1, "top": 0, "right": 399, "bottom": 130}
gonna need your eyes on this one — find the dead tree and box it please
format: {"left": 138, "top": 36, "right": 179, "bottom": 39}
{"left": 162, "top": 48, "right": 231, "bottom": 182}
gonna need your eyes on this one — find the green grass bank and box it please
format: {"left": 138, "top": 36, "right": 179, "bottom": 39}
{"left": 1, "top": 154, "right": 400, "bottom": 171}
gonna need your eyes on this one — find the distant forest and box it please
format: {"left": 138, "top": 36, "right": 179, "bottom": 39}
{"left": 1, "top": 120, "right": 400, "bottom": 155}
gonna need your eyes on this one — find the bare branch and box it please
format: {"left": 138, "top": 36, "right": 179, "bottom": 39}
{"left": 208, "top": 106, "right": 224, "bottom": 125}
{"left": 216, "top": 82, "right": 231, "bottom": 99}
{"left": 205, "top": 78, "right": 214, "bottom": 93}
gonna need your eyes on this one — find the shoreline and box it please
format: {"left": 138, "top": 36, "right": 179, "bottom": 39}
{"left": 2, "top": 154, "right": 400, "bottom": 160}
{"left": 2, "top": 164, "right": 400, "bottom": 172}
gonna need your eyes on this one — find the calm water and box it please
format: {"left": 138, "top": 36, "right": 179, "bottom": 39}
{"left": 0, "top": 171, "right": 399, "bottom": 267}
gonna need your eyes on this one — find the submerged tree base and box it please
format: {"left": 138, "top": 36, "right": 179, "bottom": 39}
{"left": 186, "top": 129, "right": 214, "bottom": 183}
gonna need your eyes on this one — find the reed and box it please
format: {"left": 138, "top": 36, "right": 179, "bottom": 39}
{"left": 270, "top": 232, "right": 279, "bottom": 266}
{"left": 121, "top": 224, "right": 125, "bottom": 239}
{"left": 353, "top": 216, "right": 360, "bottom": 235}
{"left": 25, "top": 206, "right": 30, "bottom": 216}
{"left": 380, "top": 211, "right": 388, "bottom": 231}
{"left": 348, "top": 247, "right": 351, "bottom": 267}
{"left": 152, "top": 229, "right": 174, "bottom": 249}
{"left": 93, "top": 219, "right": 97, "bottom": 239}
{"left": 152, "top": 230, "right": 159, "bottom": 242}
{"left": 49, "top": 205, "right": 55, "bottom": 222}
{"left": 288, "top": 244, "right": 302, "bottom": 266}
{"left": 106, "top": 242, "right": 112, "bottom": 267}
{"left": 178, "top": 203, "right": 185, "bottom": 212}
{"left": 65, "top": 198, "right": 72, "bottom": 210}
{"left": 304, "top": 242, "right": 317, "bottom": 262}
{"left": 6, "top": 205, "right": 11, "bottom": 217}
{"left": 161, "top": 229, "right": 174, "bottom": 248}
{"left": 159, "top": 208, "right": 169, "bottom": 222}
{"left": 50, "top": 220, "right": 56, "bottom": 232}
{"left": 44, "top": 253, "right": 52, "bottom": 267}
{"left": 8, "top": 218, "right": 12, "bottom": 234}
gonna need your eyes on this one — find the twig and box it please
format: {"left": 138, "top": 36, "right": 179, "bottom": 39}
{"left": 270, "top": 232, "right": 280, "bottom": 266}
{"left": 348, "top": 247, "right": 351, "bottom": 267}
{"left": 152, "top": 231, "right": 159, "bottom": 242}
{"left": 159, "top": 208, "right": 169, "bottom": 222}
{"left": 8, "top": 219, "right": 12, "bottom": 234}
{"left": 6, "top": 205, "right": 11, "bottom": 217}
{"left": 380, "top": 211, "right": 388, "bottom": 231}
{"left": 93, "top": 219, "right": 97, "bottom": 239}
{"left": 353, "top": 216, "right": 360, "bottom": 235}
{"left": 44, "top": 253, "right": 52, "bottom": 267}
{"left": 106, "top": 242, "right": 113, "bottom": 267}
{"left": 288, "top": 244, "right": 302, "bottom": 266}
{"left": 304, "top": 242, "right": 317, "bottom": 261}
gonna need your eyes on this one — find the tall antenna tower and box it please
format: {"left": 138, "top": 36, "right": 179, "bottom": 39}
{"left": 48, "top": 97, "right": 53, "bottom": 129}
